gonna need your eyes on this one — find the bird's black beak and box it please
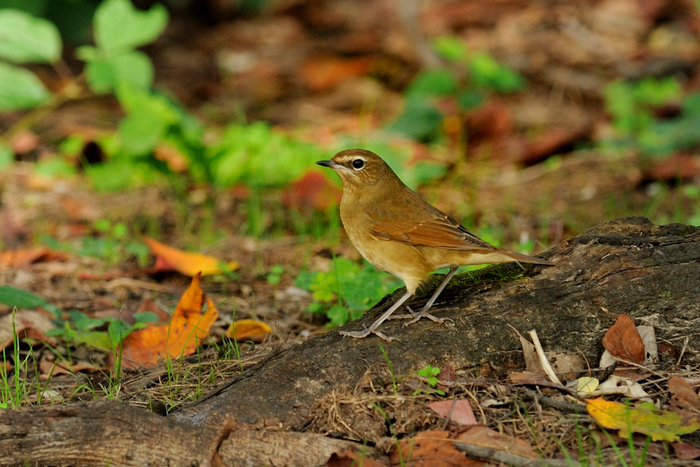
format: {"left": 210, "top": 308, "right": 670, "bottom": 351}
{"left": 316, "top": 160, "right": 336, "bottom": 168}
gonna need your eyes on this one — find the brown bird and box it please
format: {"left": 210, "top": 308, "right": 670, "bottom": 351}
{"left": 317, "top": 149, "right": 554, "bottom": 341}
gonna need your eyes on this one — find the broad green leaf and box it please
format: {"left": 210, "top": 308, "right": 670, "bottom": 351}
{"left": 0, "top": 285, "right": 47, "bottom": 308}
{"left": 0, "top": 62, "right": 50, "bottom": 110}
{"left": 406, "top": 69, "right": 457, "bottom": 97}
{"left": 115, "top": 83, "right": 179, "bottom": 154}
{"left": 433, "top": 36, "right": 468, "bottom": 63}
{"left": 84, "top": 50, "right": 153, "bottom": 93}
{"left": 587, "top": 398, "right": 700, "bottom": 442}
{"left": 469, "top": 52, "right": 523, "bottom": 92}
{"left": 0, "top": 9, "right": 61, "bottom": 63}
{"left": 94, "top": 0, "right": 168, "bottom": 54}
{"left": 388, "top": 96, "right": 444, "bottom": 141}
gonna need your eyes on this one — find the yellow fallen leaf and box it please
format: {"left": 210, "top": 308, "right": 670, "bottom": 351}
{"left": 577, "top": 376, "right": 599, "bottom": 395}
{"left": 121, "top": 273, "right": 218, "bottom": 368}
{"left": 587, "top": 397, "right": 700, "bottom": 442}
{"left": 226, "top": 319, "right": 272, "bottom": 342}
{"left": 143, "top": 236, "right": 237, "bottom": 276}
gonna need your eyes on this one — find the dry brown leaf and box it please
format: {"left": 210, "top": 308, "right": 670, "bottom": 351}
{"left": 300, "top": 56, "right": 375, "bottom": 92}
{"left": 143, "top": 236, "right": 238, "bottom": 276}
{"left": 390, "top": 430, "right": 483, "bottom": 466}
{"left": 601, "top": 315, "right": 645, "bottom": 364}
{"left": 672, "top": 442, "right": 700, "bottom": 460}
{"left": 120, "top": 273, "right": 218, "bottom": 369}
{"left": 669, "top": 376, "right": 700, "bottom": 410}
{"left": 518, "top": 334, "right": 544, "bottom": 375}
{"left": 455, "top": 425, "right": 539, "bottom": 459}
{"left": 0, "top": 310, "right": 56, "bottom": 349}
{"left": 427, "top": 400, "right": 477, "bottom": 426}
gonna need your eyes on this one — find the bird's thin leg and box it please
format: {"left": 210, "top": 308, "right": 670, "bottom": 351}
{"left": 390, "top": 267, "right": 458, "bottom": 325}
{"left": 340, "top": 291, "right": 413, "bottom": 341}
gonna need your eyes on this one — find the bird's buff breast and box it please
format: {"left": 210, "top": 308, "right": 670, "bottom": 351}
{"left": 341, "top": 212, "right": 431, "bottom": 294}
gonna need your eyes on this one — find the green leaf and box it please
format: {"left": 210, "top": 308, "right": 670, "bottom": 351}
{"left": 433, "top": 36, "right": 468, "bottom": 63}
{"left": 388, "top": 96, "right": 444, "bottom": 141}
{"left": 84, "top": 50, "right": 154, "bottom": 93}
{"left": 468, "top": 52, "right": 523, "bottom": 93}
{"left": 0, "top": 285, "right": 47, "bottom": 308}
{"left": 115, "top": 83, "right": 179, "bottom": 154}
{"left": 0, "top": 9, "right": 62, "bottom": 63}
{"left": 0, "top": 143, "right": 12, "bottom": 170}
{"left": 0, "top": 62, "right": 50, "bottom": 110}
{"left": 93, "top": 0, "right": 168, "bottom": 54}
{"left": 406, "top": 69, "right": 457, "bottom": 98}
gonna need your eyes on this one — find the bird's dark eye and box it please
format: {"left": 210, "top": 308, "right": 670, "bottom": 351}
{"left": 352, "top": 159, "right": 364, "bottom": 169}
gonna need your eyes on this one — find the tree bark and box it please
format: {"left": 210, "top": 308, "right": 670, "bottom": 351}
{"left": 2, "top": 217, "right": 698, "bottom": 466}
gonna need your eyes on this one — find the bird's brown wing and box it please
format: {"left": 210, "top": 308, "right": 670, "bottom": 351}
{"left": 366, "top": 190, "right": 495, "bottom": 251}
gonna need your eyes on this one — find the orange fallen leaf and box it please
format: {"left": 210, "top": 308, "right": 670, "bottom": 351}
{"left": 0, "top": 247, "right": 68, "bottom": 269}
{"left": 143, "top": 236, "right": 238, "bottom": 277}
{"left": 121, "top": 273, "right": 218, "bottom": 369}
{"left": 225, "top": 319, "right": 272, "bottom": 342}
{"left": 602, "top": 315, "right": 645, "bottom": 365}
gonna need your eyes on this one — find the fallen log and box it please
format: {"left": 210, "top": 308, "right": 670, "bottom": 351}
{"left": 2, "top": 217, "right": 698, "bottom": 466}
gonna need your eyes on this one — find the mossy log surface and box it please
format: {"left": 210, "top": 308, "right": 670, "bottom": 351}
{"left": 2, "top": 217, "right": 699, "bottom": 466}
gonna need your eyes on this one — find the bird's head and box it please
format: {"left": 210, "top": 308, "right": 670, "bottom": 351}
{"left": 316, "top": 149, "right": 400, "bottom": 191}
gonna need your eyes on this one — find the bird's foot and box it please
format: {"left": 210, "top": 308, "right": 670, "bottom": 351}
{"left": 389, "top": 306, "right": 453, "bottom": 326}
{"left": 339, "top": 328, "right": 399, "bottom": 342}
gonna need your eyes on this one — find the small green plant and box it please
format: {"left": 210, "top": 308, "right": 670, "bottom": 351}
{"left": 389, "top": 35, "right": 524, "bottom": 143}
{"left": 295, "top": 257, "right": 402, "bottom": 326}
{"left": 266, "top": 265, "right": 284, "bottom": 285}
{"left": 602, "top": 77, "right": 700, "bottom": 158}
{"left": 413, "top": 364, "right": 445, "bottom": 396}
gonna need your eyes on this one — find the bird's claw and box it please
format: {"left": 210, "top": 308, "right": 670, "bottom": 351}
{"left": 339, "top": 328, "right": 399, "bottom": 342}
{"left": 388, "top": 306, "right": 453, "bottom": 327}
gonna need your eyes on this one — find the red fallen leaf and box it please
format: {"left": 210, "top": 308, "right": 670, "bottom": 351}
{"left": 120, "top": 273, "right": 218, "bottom": 369}
{"left": 672, "top": 442, "right": 700, "bottom": 460}
{"left": 644, "top": 153, "right": 700, "bottom": 182}
{"left": 282, "top": 170, "right": 341, "bottom": 211}
{"left": 658, "top": 341, "right": 680, "bottom": 360}
{"left": 143, "top": 236, "right": 238, "bottom": 277}
{"left": 300, "top": 55, "right": 375, "bottom": 92}
{"left": 0, "top": 247, "right": 68, "bottom": 269}
{"left": 324, "top": 448, "right": 384, "bottom": 467}
{"left": 390, "top": 430, "right": 483, "bottom": 466}
{"left": 669, "top": 376, "right": 699, "bottom": 409}
{"left": 428, "top": 400, "right": 477, "bottom": 426}
{"left": 521, "top": 126, "right": 589, "bottom": 165}
{"left": 602, "top": 315, "right": 645, "bottom": 365}
{"left": 454, "top": 425, "right": 539, "bottom": 460}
